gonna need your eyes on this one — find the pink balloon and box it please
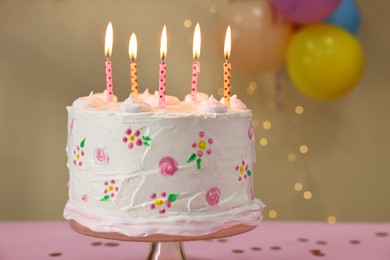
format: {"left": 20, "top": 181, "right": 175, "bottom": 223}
{"left": 272, "top": 0, "right": 341, "bottom": 24}
{"left": 219, "top": 0, "right": 292, "bottom": 75}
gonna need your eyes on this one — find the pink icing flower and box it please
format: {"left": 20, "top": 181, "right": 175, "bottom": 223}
{"left": 159, "top": 157, "right": 178, "bottom": 176}
{"left": 101, "top": 179, "right": 119, "bottom": 201}
{"left": 122, "top": 128, "right": 151, "bottom": 149}
{"left": 236, "top": 160, "right": 252, "bottom": 181}
{"left": 248, "top": 121, "right": 253, "bottom": 140}
{"left": 206, "top": 187, "right": 220, "bottom": 206}
{"left": 94, "top": 147, "right": 108, "bottom": 166}
{"left": 149, "top": 192, "right": 180, "bottom": 214}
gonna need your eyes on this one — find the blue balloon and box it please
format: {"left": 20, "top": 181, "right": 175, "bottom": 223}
{"left": 325, "top": 0, "right": 361, "bottom": 34}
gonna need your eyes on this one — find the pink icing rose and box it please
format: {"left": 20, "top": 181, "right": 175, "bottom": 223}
{"left": 94, "top": 147, "right": 108, "bottom": 166}
{"left": 206, "top": 187, "right": 220, "bottom": 206}
{"left": 159, "top": 157, "right": 178, "bottom": 176}
{"left": 248, "top": 122, "right": 253, "bottom": 140}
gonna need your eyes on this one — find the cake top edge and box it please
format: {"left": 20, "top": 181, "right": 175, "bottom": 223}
{"left": 69, "top": 90, "right": 251, "bottom": 115}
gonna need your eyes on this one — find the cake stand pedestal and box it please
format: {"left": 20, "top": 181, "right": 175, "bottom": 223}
{"left": 69, "top": 220, "right": 256, "bottom": 260}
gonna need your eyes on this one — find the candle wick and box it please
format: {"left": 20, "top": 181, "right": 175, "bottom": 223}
{"left": 131, "top": 57, "right": 135, "bottom": 63}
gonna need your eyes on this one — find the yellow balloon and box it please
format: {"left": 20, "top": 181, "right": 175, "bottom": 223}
{"left": 287, "top": 24, "right": 364, "bottom": 99}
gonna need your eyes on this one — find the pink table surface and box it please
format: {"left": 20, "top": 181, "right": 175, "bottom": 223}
{"left": 0, "top": 221, "right": 389, "bottom": 260}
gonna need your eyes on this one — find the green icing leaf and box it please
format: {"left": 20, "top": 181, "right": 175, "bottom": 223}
{"left": 142, "top": 136, "right": 152, "bottom": 141}
{"left": 187, "top": 153, "right": 197, "bottom": 163}
{"left": 80, "top": 138, "right": 86, "bottom": 148}
{"left": 247, "top": 170, "right": 252, "bottom": 176}
{"left": 167, "top": 193, "right": 180, "bottom": 203}
{"left": 196, "top": 158, "right": 202, "bottom": 170}
{"left": 100, "top": 194, "right": 110, "bottom": 201}
{"left": 143, "top": 141, "right": 150, "bottom": 146}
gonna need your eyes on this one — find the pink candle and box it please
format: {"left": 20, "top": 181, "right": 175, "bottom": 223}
{"left": 191, "top": 61, "right": 200, "bottom": 101}
{"left": 159, "top": 25, "right": 167, "bottom": 108}
{"left": 191, "top": 23, "right": 201, "bottom": 102}
{"left": 129, "top": 33, "right": 138, "bottom": 97}
{"left": 223, "top": 26, "right": 232, "bottom": 106}
{"left": 104, "top": 22, "right": 114, "bottom": 102}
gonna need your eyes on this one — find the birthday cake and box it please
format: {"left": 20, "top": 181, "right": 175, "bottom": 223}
{"left": 63, "top": 90, "right": 264, "bottom": 240}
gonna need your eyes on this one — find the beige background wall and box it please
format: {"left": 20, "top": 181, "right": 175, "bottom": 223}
{"left": 0, "top": 0, "right": 389, "bottom": 221}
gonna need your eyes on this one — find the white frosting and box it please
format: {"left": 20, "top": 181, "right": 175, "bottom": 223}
{"left": 72, "top": 92, "right": 104, "bottom": 108}
{"left": 93, "top": 90, "right": 118, "bottom": 103}
{"left": 137, "top": 88, "right": 154, "bottom": 101}
{"left": 64, "top": 100, "right": 263, "bottom": 237}
{"left": 184, "top": 92, "right": 210, "bottom": 103}
{"left": 220, "top": 95, "right": 248, "bottom": 110}
{"left": 144, "top": 91, "right": 180, "bottom": 107}
{"left": 117, "top": 94, "right": 152, "bottom": 113}
{"left": 199, "top": 95, "right": 228, "bottom": 113}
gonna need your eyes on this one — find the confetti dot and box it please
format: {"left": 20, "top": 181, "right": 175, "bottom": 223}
{"left": 251, "top": 247, "right": 262, "bottom": 251}
{"left": 300, "top": 145, "right": 309, "bottom": 154}
{"left": 270, "top": 246, "right": 282, "bottom": 250}
{"left": 350, "top": 240, "right": 360, "bottom": 244}
{"left": 262, "top": 120, "right": 271, "bottom": 130}
{"left": 183, "top": 19, "right": 192, "bottom": 28}
{"left": 259, "top": 138, "right": 268, "bottom": 146}
{"left": 209, "top": 4, "right": 218, "bottom": 14}
{"left": 105, "top": 242, "right": 119, "bottom": 247}
{"left": 287, "top": 153, "right": 296, "bottom": 162}
{"left": 298, "top": 238, "right": 308, "bottom": 242}
{"left": 49, "top": 252, "right": 62, "bottom": 257}
{"left": 327, "top": 216, "right": 337, "bottom": 224}
{"left": 232, "top": 249, "right": 244, "bottom": 253}
{"left": 218, "top": 239, "right": 228, "bottom": 243}
{"left": 303, "top": 191, "right": 312, "bottom": 200}
{"left": 295, "top": 105, "right": 304, "bottom": 114}
{"left": 91, "top": 242, "right": 102, "bottom": 246}
{"left": 294, "top": 182, "right": 303, "bottom": 191}
{"left": 269, "top": 210, "right": 278, "bottom": 219}
{"left": 376, "top": 232, "right": 388, "bottom": 237}
{"left": 316, "top": 241, "right": 327, "bottom": 245}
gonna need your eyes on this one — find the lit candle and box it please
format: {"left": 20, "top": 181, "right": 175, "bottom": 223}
{"left": 159, "top": 25, "right": 167, "bottom": 108}
{"left": 223, "top": 26, "right": 231, "bottom": 106}
{"left": 105, "top": 22, "right": 114, "bottom": 102}
{"left": 129, "top": 33, "right": 138, "bottom": 97}
{"left": 191, "top": 23, "right": 201, "bottom": 102}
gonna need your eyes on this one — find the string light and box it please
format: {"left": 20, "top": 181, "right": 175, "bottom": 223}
{"left": 259, "top": 138, "right": 268, "bottom": 146}
{"left": 246, "top": 81, "right": 258, "bottom": 95}
{"left": 303, "top": 191, "right": 312, "bottom": 200}
{"left": 183, "top": 19, "right": 192, "bottom": 28}
{"left": 294, "top": 182, "right": 303, "bottom": 191}
{"left": 262, "top": 120, "right": 271, "bottom": 130}
{"left": 299, "top": 145, "right": 309, "bottom": 154}
{"left": 328, "top": 216, "right": 337, "bottom": 224}
{"left": 295, "top": 105, "right": 304, "bottom": 115}
{"left": 287, "top": 153, "right": 296, "bottom": 162}
{"left": 209, "top": 4, "right": 218, "bottom": 14}
{"left": 269, "top": 210, "right": 278, "bottom": 219}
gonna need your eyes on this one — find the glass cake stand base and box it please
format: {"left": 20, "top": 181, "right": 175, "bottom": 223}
{"left": 68, "top": 220, "right": 256, "bottom": 260}
{"left": 147, "top": 242, "right": 186, "bottom": 260}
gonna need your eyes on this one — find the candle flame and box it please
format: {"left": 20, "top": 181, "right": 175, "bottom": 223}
{"left": 129, "top": 33, "right": 137, "bottom": 61}
{"left": 193, "top": 23, "right": 201, "bottom": 60}
{"left": 105, "top": 22, "right": 113, "bottom": 57}
{"left": 160, "top": 25, "right": 167, "bottom": 61}
{"left": 224, "top": 26, "right": 231, "bottom": 60}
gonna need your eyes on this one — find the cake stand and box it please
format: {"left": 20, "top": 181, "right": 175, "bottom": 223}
{"left": 69, "top": 220, "right": 256, "bottom": 259}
